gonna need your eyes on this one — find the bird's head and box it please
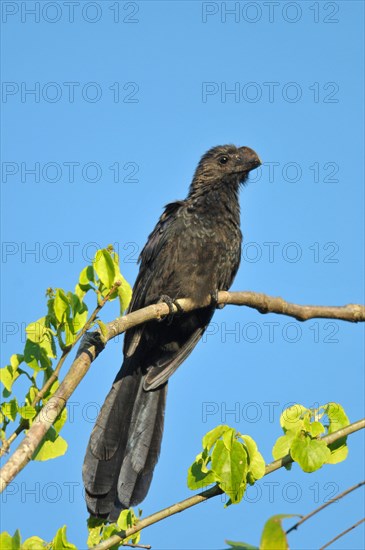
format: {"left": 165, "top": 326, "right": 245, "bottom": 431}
{"left": 190, "top": 144, "right": 261, "bottom": 196}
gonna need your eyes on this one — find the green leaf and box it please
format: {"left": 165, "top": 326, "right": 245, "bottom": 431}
{"left": 0, "top": 532, "right": 14, "bottom": 550}
{"left": 26, "top": 318, "right": 48, "bottom": 344}
{"left": 226, "top": 541, "right": 258, "bottom": 550}
{"left": 10, "top": 354, "right": 23, "bottom": 370}
{"left": 326, "top": 444, "right": 348, "bottom": 464}
{"left": 117, "top": 276, "right": 132, "bottom": 314}
{"left": 53, "top": 407, "right": 67, "bottom": 435}
{"left": 18, "top": 406, "right": 37, "bottom": 420}
{"left": 22, "top": 536, "right": 47, "bottom": 549}
{"left": 0, "top": 530, "right": 21, "bottom": 550}
{"left": 187, "top": 457, "right": 217, "bottom": 490}
{"left": 307, "top": 421, "right": 325, "bottom": 437}
{"left": 54, "top": 289, "right": 70, "bottom": 324}
{"left": 222, "top": 427, "right": 235, "bottom": 450}
{"left": 202, "top": 425, "right": 230, "bottom": 451}
{"left": 24, "top": 340, "right": 51, "bottom": 371}
{"left": 0, "top": 366, "right": 18, "bottom": 393}
{"left": 51, "top": 526, "right": 76, "bottom": 550}
{"left": 2, "top": 399, "right": 18, "bottom": 421}
{"left": 79, "top": 265, "right": 95, "bottom": 286}
{"left": 86, "top": 522, "right": 103, "bottom": 548}
{"left": 239, "top": 434, "right": 266, "bottom": 481}
{"left": 39, "top": 332, "right": 57, "bottom": 359}
{"left": 211, "top": 439, "right": 247, "bottom": 504}
{"left": 272, "top": 430, "right": 296, "bottom": 461}
{"left": 260, "top": 515, "right": 298, "bottom": 550}
{"left": 280, "top": 404, "right": 307, "bottom": 432}
{"left": 325, "top": 403, "right": 350, "bottom": 433}
{"left": 290, "top": 433, "right": 331, "bottom": 473}
{"left": 117, "top": 509, "right": 140, "bottom": 544}
{"left": 32, "top": 427, "right": 68, "bottom": 461}
{"left": 94, "top": 249, "right": 116, "bottom": 289}
{"left": 64, "top": 320, "right": 77, "bottom": 346}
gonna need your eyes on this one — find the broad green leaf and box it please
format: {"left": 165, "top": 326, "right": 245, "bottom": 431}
{"left": 101, "top": 524, "right": 119, "bottom": 541}
{"left": 117, "top": 276, "right": 132, "bottom": 314}
{"left": 73, "top": 302, "right": 88, "bottom": 333}
{"left": 247, "top": 451, "right": 266, "bottom": 482}
{"left": 79, "top": 265, "right": 94, "bottom": 285}
{"left": 54, "top": 290, "right": 70, "bottom": 323}
{"left": 26, "top": 318, "right": 48, "bottom": 344}
{"left": 307, "top": 421, "right": 325, "bottom": 437}
{"left": 22, "top": 536, "right": 47, "bottom": 549}
{"left": 10, "top": 354, "right": 23, "bottom": 370}
{"left": 290, "top": 434, "right": 331, "bottom": 473}
{"left": 32, "top": 427, "right": 68, "bottom": 461}
{"left": 325, "top": 403, "right": 350, "bottom": 433}
{"left": 0, "top": 530, "right": 21, "bottom": 550}
{"left": 222, "top": 427, "right": 235, "bottom": 450}
{"left": 260, "top": 514, "right": 298, "bottom": 550}
{"left": 86, "top": 524, "right": 103, "bottom": 548}
{"left": 51, "top": 526, "right": 76, "bottom": 550}
{"left": 272, "top": 431, "right": 296, "bottom": 460}
{"left": 0, "top": 532, "right": 14, "bottom": 550}
{"left": 39, "top": 332, "right": 57, "bottom": 359}
{"left": 117, "top": 509, "right": 140, "bottom": 544}
{"left": 64, "top": 320, "right": 77, "bottom": 346}
{"left": 53, "top": 408, "right": 67, "bottom": 435}
{"left": 94, "top": 249, "right": 116, "bottom": 289}
{"left": 326, "top": 444, "right": 348, "bottom": 464}
{"left": 240, "top": 435, "right": 266, "bottom": 481}
{"left": 0, "top": 366, "right": 17, "bottom": 393}
{"left": 18, "top": 406, "right": 37, "bottom": 420}
{"left": 187, "top": 457, "right": 217, "bottom": 490}
{"left": 25, "top": 386, "right": 38, "bottom": 406}
{"left": 211, "top": 439, "right": 247, "bottom": 504}
{"left": 280, "top": 404, "right": 307, "bottom": 432}
{"left": 2, "top": 399, "right": 18, "bottom": 421}
{"left": 24, "top": 340, "right": 51, "bottom": 371}
{"left": 202, "top": 425, "right": 230, "bottom": 451}
{"left": 226, "top": 541, "right": 258, "bottom": 550}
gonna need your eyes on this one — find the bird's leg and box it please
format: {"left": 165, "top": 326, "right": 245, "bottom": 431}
{"left": 211, "top": 290, "right": 225, "bottom": 309}
{"left": 158, "top": 294, "right": 184, "bottom": 324}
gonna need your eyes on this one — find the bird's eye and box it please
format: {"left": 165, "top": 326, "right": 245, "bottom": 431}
{"left": 219, "top": 156, "right": 229, "bottom": 165}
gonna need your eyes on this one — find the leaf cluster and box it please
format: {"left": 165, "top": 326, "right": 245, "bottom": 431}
{"left": 187, "top": 425, "right": 266, "bottom": 505}
{"left": 272, "top": 403, "right": 350, "bottom": 472}
{"left": 0, "top": 247, "right": 132, "bottom": 461}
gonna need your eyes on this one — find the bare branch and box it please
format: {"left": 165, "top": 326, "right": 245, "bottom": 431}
{"left": 286, "top": 481, "right": 365, "bottom": 534}
{"left": 0, "top": 290, "right": 364, "bottom": 491}
{"left": 319, "top": 518, "right": 365, "bottom": 549}
{"left": 91, "top": 420, "right": 365, "bottom": 550}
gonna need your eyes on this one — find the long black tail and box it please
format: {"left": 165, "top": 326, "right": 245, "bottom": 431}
{"left": 82, "top": 361, "right": 167, "bottom": 520}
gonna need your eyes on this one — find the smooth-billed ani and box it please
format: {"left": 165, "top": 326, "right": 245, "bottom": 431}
{"left": 83, "top": 144, "right": 261, "bottom": 519}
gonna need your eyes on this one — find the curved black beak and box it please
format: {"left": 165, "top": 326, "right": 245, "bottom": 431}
{"left": 237, "top": 146, "right": 262, "bottom": 172}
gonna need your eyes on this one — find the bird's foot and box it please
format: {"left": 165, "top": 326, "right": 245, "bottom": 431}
{"left": 158, "top": 294, "right": 184, "bottom": 324}
{"left": 211, "top": 290, "right": 225, "bottom": 309}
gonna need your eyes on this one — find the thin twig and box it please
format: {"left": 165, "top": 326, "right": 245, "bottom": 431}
{"left": 319, "top": 518, "right": 365, "bottom": 549}
{"left": 90, "top": 420, "right": 365, "bottom": 550}
{"left": 286, "top": 481, "right": 365, "bottom": 534}
{"left": 122, "top": 543, "right": 151, "bottom": 549}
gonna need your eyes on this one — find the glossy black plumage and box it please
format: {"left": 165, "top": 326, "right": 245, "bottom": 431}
{"left": 83, "top": 144, "right": 261, "bottom": 519}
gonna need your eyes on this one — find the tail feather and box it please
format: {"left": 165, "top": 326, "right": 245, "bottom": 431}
{"left": 82, "top": 366, "right": 167, "bottom": 519}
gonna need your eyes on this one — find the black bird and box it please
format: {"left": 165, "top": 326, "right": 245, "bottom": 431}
{"left": 83, "top": 144, "right": 261, "bottom": 519}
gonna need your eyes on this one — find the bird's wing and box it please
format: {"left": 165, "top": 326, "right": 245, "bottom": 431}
{"left": 123, "top": 200, "right": 185, "bottom": 357}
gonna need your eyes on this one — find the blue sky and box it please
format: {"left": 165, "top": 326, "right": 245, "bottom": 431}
{"left": 1, "top": 1, "right": 364, "bottom": 549}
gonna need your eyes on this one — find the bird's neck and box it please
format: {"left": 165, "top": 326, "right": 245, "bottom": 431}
{"left": 188, "top": 178, "right": 241, "bottom": 220}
